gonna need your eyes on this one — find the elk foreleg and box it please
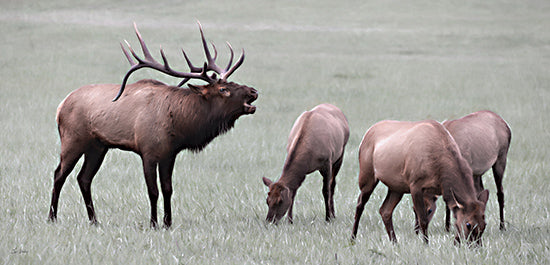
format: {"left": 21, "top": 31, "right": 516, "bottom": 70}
{"left": 76, "top": 147, "right": 108, "bottom": 225}
{"left": 159, "top": 157, "right": 176, "bottom": 228}
{"left": 415, "top": 195, "right": 437, "bottom": 234}
{"left": 379, "top": 191, "right": 403, "bottom": 243}
{"left": 445, "top": 206, "right": 451, "bottom": 232}
{"left": 287, "top": 190, "right": 296, "bottom": 224}
{"left": 142, "top": 158, "right": 159, "bottom": 228}
{"left": 411, "top": 188, "right": 429, "bottom": 244}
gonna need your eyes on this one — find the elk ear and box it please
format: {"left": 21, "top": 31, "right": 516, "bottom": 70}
{"left": 448, "top": 189, "right": 464, "bottom": 211}
{"left": 188, "top": 84, "right": 206, "bottom": 96}
{"left": 477, "top": 189, "right": 489, "bottom": 205}
{"left": 262, "top": 177, "right": 273, "bottom": 187}
{"left": 281, "top": 185, "right": 291, "bottom": 200}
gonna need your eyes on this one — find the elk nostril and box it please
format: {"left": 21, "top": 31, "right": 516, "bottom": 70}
{"left": 248, "top": 90, "right": 258, "bottom": 101}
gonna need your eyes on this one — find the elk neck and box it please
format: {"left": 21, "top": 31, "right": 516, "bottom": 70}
{"left": 440, "top": 144, "right": 478, "bottom": 207}
{"left": 277, "top": 169, "right": 307, "bottom": 192}
{"left": 162, "top": 87, "right": 238, "bottom": 153}
{"left": 278, "top": 153, "right": 310, "bottom": 191}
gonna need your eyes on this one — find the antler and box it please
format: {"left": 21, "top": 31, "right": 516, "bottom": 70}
{"left": 196, "top": 21, "right": 245, "bottom": 82}
{"left": 113, "top": 22, "right": 245, "bottom": 101}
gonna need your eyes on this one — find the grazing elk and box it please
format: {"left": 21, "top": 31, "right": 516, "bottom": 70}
{"left": 262, "top": 104, "right": 349, "bottom": 223}
{"left": 441, "top": 110, "right": 511, "bottom": 231}
{"left": 351, "top": 120, "right": 489, "bottom": 245}
{"left": 48, "top": 23, "right": 258, "bottom": 228}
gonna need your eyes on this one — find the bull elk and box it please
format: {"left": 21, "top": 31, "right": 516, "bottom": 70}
{"left": 262, "top": 104, "right": 350, "bottom": 223}
{"left": 351, "top": 120, "right": 489, "bottom": 245}
{"left": 442, "top": 110, "right": 511, "bottom": 231}
{"left": 48, "top": 23, "right": 258, "bottom": 228}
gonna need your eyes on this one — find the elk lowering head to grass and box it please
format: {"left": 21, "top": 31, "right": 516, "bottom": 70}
{"left": 48, "top": 23, "right": 258, "bottom": 228}
{"left": 262, "top": 104, "right": 349, "bottom": 224}
{"left": 351, "top": 120, "right": 489, "bottom": 246}
{"left": 441, "top": 110, "right": 511, "bottom": 231}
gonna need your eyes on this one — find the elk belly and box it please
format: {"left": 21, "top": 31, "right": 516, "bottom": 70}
{"left": 372, "top": 153, "right": 410, "bottom": 193}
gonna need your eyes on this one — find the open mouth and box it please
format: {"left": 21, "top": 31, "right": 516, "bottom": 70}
{"left": 243, "top": 92, "right": 258, "bottom": 114}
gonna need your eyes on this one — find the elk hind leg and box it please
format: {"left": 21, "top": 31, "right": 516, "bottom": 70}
{"left": 380, "top": 191, "right": 403, "bottom": 243}
{"left": 329, "top": 155, "right": 344, "bottom": 219}
{"left": 76, "top": 146, "right": 108, "bottom": 225}
{"left": 351, "top": 164, "right": 379, "bottom": 240}
{"left": 320, "top": 162, "right": 335, "bottom": 221}
{"left": 142, "top": 158, "right": 159, "bottom": 228}
{"left": 158, "top": 157, "right": 175, "bottom": 228}
{"left": 49, "top": 145, "right": 84, "bottom": 222}
{"left": 493, "top": 156, "right": 507, "bottom": 230}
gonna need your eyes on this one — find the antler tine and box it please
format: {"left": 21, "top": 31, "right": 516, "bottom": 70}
{"left": 221, "top": 48, "right": 245, "bottom": 81}
{"left": 198, "top": 22, "right": 213, "bottom": 63}
{"left": 196, "top": 21, "right": 245, "bottom": 81}
{"left": 120, "top": 41, "right": 136, "bottom": 66}
{"left": 115, "top": 40, "right": 148, "bottom": 101}
{"left": 114, "top": 23, "right": 217, "bottom": 101}
{"left": 160, "top": 46, "right": 178, "bottom": 72}
{"left": 198, "top": 21, "right": 225, "bottom": 75}
{"left": 177, "top": 48, "right": 209, "bottom": 87}
{"left": 211, "top": 42, "right": 218, "bottom": 61}
{"left": 177, "top": 78, "right": 191, "bottom": 87}
{"left": 224, "top": 42, "right": 235, "bottom": 72}
{"left": 133, "top": 22, "right": 155, "bottom": 62}
{"left": 181, "top": 49, "right": 202, "bottom": 72}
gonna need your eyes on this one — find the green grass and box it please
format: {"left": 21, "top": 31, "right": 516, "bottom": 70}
{"left": 1, "top": 0, "right": 549, "bottom": 264}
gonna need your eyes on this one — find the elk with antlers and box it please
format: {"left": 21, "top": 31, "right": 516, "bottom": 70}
{"left": 48, "top": 23, "right": 258, "bottom": 228}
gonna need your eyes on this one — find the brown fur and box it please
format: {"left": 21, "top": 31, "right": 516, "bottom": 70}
{"left": 351, "top": 120, "right": 489, "bottom": 245}
{"left": 48, "top": 79, "right": 257, "bottom": 227}
{"left": 262, "top": 104, "right": 350, "bottom": 223}
{"left": 441, "top": 110, "right": 511, "bottom": 231}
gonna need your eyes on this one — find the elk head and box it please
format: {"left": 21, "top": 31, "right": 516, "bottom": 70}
{"left": 114, "top": 22, "right": 257, "bottom": 116}
{"left": 262, "top": 177, "right": 292, "bottom": 223}
{"left": 450, "top": 189, "right": 489, "bottom": 246}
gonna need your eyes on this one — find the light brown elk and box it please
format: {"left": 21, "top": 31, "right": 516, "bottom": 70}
{"left": 351, "top": 120, "right": 489, "bottom": 245}
{"left": 48, "top": 23, "right": 258, "bottom": 228}
{"left": 441, "top": 110, "right": 511, "bottom": 231}
{"left": 262, "top": 104, "right": 349, "bottom": 223}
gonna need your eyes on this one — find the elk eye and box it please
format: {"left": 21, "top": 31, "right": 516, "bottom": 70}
{"left": 219, "top": 87, "right": 229, "bottom": 94}
{"left": 466, "top": 222, "right": 472, "bottom": 229}
{"left": 427, "top": 209, "right": 433, "bottom": 215}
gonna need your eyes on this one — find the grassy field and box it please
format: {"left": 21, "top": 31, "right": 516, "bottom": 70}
{"left": 1, "top": 0, "right": 549, "bottom": 264}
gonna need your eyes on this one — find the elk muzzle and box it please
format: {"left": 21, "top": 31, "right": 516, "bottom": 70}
{"left": 244, "top": 87, "right": 258, "bottom": 114}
